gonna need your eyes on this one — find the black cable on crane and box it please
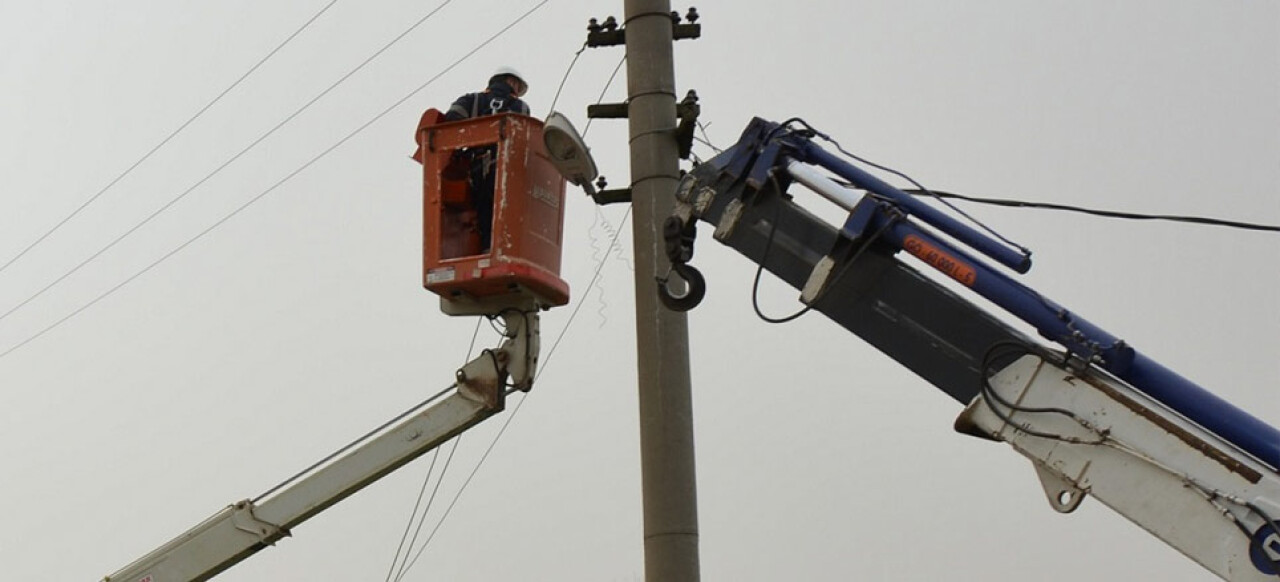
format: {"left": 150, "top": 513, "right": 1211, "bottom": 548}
{"left": 818, "top": 131, "right": 1035, "bottom": 259}
{"left": 902, "top": 189, "right": 1280, "bottom": 233}
{"left": 0, "top": 0, "right": 545, "bottom": 363}
{"left": 0, "top": 0, "right": 341, "bottom": 278}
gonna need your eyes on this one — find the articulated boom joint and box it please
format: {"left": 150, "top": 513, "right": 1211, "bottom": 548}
{"left": 456, "top": 310, "right": 541, "bottom": 402}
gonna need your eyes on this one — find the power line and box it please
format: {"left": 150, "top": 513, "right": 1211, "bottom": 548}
{"left": 392, "top": 436, "right": 462, "bottom": 582}
{"left": 902, "top": 189, "right": 1280, "bottom": 233}
{"left": 582, "top": 54, "right": 626, "bottom": 137}
{"left": 0, "top": 0, "right": 340, "bottom": 277}
{"left": 0, "top": 0, "right": 548, "bottom": 362}
{"left": 0, "top": 0, "right": 456, "bottom": 329}
{"left": 383, "top": 447, "right": 444, "bottom": 582}
{"left": 385, "top": 319, "right": 481, "bottom": 581}
{"left": 547, "top": 42, "right": 588, "bottom": 115}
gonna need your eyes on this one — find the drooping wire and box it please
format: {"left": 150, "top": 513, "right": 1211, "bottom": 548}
{"left": 766, "top": 118, "right": 1031, "bottom": 258}
{"left": 0, "top": 0, "right": 550, "bottom": 363}
{"left": 0, "top": 0, "right": 457, "bottom": 330}
{"left": 751, "top": 174, "right": 896, "bottom": 324}
{"left": 580, "top": 54, "right": 631, "bottom": 329}
{"left": 902, "top": 189, "right": 1280, "bottom": 233}
{"left": 392, "top": 55, "right": 633, "bottom": 577}
{"left": 547, "top": 42, "right": 588, "bottom": 115}
{"left": 546, "top": 209, "right": 632, "bottom": 369}
{"left": 588, "top": 205, "right": 633, "bottom": 328}
{"left": 0, "top": 0, "right": 341, "bottom": 278}
{"left": 582, "top": 54, "right": 627, "bottom": 137}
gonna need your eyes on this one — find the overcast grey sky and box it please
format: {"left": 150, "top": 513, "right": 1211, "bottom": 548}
{"left": 2, "top": 1, "right": 1277, "bottom": 580}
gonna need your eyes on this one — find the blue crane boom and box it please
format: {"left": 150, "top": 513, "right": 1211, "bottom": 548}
{"left": 660, "top": 117, "right": 1280, "bottom": 580}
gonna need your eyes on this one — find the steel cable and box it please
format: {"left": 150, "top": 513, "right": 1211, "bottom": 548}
{"left": 0, "top": 0, "right": 341, "bottom": 277}
{"left": 0, "top": 0, "right": 455, "bottom": 329}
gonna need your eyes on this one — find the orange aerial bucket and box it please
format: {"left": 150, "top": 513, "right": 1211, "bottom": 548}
{"left": 413, "top": 109, "right": 570, "bottom": 315}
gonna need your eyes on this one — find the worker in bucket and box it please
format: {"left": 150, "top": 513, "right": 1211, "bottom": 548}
{"left": 444, "top": 67, "right": 531, "bottom": 251}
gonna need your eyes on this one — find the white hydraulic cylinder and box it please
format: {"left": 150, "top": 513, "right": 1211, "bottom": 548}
{"left": 956, "top": 355, "right": 1280, "bottom": 581}
{"left": 786, "top": 160, "right": 861, "bottom": 211}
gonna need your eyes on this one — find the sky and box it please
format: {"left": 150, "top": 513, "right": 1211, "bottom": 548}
{"left": 1, "top": 1, "right": 1277, "bottom": 580}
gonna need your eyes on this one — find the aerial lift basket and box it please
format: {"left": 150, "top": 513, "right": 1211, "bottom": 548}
{"left": 414, "top": 110, "right": 570, "bottom": 315}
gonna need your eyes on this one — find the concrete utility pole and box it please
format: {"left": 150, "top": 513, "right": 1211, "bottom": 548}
{"left": 623, "top": 1, "right": 701, "bottom": 581}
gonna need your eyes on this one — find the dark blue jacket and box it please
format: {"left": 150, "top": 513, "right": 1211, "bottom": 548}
{"left": 444, "top": 78, "right": 530, "bottom": 121}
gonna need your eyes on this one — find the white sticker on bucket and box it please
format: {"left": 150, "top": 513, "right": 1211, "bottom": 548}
{"left": 426, "top": 267, "right": 456, "bottom": 284}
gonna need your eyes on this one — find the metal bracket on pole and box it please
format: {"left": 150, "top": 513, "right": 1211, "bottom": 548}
{"left": 588, "top": 176, "right": 632, "bottom": 205}
{"left": 673, "top": 7, "right": 701, "bottom": 40}
{"left": 588, "top": 103, "right": 629, "bottom": 119}
{"left": 588, "top": 9, "right": 700, "bottom": 47}
{"left": 587, "top": 16, "right": 625, "bottom": 47}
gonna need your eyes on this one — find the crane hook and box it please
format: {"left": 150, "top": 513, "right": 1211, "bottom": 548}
{"left": 656, "top": 262, "right": 705, "bottom": 312}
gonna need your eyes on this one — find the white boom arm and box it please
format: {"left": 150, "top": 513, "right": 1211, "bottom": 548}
{"left": 957, "top": 354, "right": 1280, "bottom": 580}
{"left": 104, "top": 311, "right": 539, "bottom": 582}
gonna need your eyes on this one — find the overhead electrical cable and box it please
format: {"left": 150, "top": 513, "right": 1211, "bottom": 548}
{"left": 788, "top": 119, "right": 1033, "bottom": 258}
{"left": 0, "top": 0, "right": 341, "bottom": 278}
{"left": 902, "top": 189, "right": 1280, "bottom": 233}
{"left": 383, "top": 447, "right": 444, "bottom": 582}
{"left": 547, "top": 42, "right": 588, "bottom": 115}
{"left": 0, "top": 0, "right": 548, "bottom": 362}
{"left": 0, "top": 0, "right": 455, "bottom": 328}
{"left": 392, "top": 435, "right": 462, "bottom": 582}
{"left": 385, "top": 319, "right": 481, "bottom": 581}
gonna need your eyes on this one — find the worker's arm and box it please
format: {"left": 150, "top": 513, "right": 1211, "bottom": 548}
{"left": 444, "top": 93, "right": 476, "bottom": 121}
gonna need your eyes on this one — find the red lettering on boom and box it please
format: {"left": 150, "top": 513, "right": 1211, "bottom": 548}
{"left": 903, "top": 235, "right": 977, "bottom": 287}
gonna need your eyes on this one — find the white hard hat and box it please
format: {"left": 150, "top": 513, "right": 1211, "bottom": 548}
{"left": 490, "top": 66, "right": 528, "bottom": 92}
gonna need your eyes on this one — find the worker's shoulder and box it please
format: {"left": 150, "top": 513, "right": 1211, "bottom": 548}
{"left": 451, "top": 91, "right": 481, "bottom": 104}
